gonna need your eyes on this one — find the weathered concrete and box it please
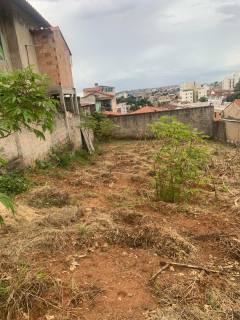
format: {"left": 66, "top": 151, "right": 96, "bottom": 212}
{"left": 213, "top": 121, "right": 226, "bottom": 142}
{"left": 110, "top": 105, "right": 214, "bottom": 138}
{"left": 214, "top": 119, "right": 240, "bottom": 145}
{"left": 0, "top": 113, "right": 82, "bottom": 167}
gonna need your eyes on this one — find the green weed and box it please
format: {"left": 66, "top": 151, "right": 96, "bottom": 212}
{"left": 0, "top": 171, "right": 31, "bottom": 196}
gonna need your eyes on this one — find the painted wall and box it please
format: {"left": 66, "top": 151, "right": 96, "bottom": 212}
{"left": 0, "top": 114, "right": 82, "bottom": 167}
{"left": 109, "top": 106, "right": 214, "bottom": 138}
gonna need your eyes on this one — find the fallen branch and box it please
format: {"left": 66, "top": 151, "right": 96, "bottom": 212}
{"left": 149, "top": 263, "right": 169, "bottom": 282}
{"left": 163, "top": 261, "right": 221, "bottom": 274}
{"left": 150, "top": 261, "right": 224, "bottom": 282}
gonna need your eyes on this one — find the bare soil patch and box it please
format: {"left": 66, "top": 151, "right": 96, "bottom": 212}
{"left": 0, "top": 140, "right": 239, "bottom": 319}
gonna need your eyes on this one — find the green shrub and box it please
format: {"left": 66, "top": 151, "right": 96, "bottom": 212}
{"left": 82, "top": 112, "right": 115, "bottom": 141}
{"left": 150, "top": 116, "right": 209, "bottom": 203}
{"left": 0, "top": 171, "right": 31, "bottom": 196}
{"left": 35, "top": 144, "right": 91, "bottom": 170}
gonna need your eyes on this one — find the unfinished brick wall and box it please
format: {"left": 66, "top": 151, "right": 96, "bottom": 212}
{"left": 52, "top": 27, "right": 73, "bottom": 89}
{"left": 32, "top": 27, "right": 73, "bottom": 89}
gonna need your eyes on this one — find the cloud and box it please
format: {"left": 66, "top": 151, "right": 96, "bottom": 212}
{"left": 29, "top": 0, "right": 240, "bottom": 91}
{"left": 216, "top": 1, "right": 240, "bottom": 21}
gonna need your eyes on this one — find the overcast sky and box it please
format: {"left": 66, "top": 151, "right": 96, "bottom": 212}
{"left": 29, "top": 0, "right": 240, "bottom": 92}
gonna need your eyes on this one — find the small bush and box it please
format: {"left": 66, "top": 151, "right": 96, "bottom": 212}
{"left": 0, "top": 171, "right": 31, "bottom": 196}
{"left": 150, "top": 117, "right": 209, "bottom": 203}
{"left": 82, "top": 112, "right": 115, "bottom": 141}
{"left": 36, "top": 144, "right": 91, "bottom": 170}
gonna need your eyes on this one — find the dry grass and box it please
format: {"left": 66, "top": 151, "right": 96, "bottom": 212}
{"left": 0, "top": 268, "right": 103, "bottom": 320}
{"left": 36, "top": 206, "right": 85, "bottom": 228}
{"left": 106, "top": 225, "right": 195, "bottom": 260}
{"left": 28, "top": 186, "right": 71, "bottom": 208}
{"left": 0, "top": 270, "right": 58, "bottom": 320}
{"left": 23, "top": 224, "right": 95, "bottom": 253}
{"left": 69, "top": 283, "right": 103, "bottom": 308}
{"left": 112, "top": 209, "right": 144, "bottom": 225}
{"left": 219, "top": 236, "right": 240, "bottom": 262}
{"left": 149, "top": 274, "right": 240, "bottom": 320}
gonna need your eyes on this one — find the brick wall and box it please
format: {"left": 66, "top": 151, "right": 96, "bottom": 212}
{"left": 52, "top": 27, "right": 73, "bottom": 89}
{"left": 33, "top": 27, "right": 73, "bottom": 89}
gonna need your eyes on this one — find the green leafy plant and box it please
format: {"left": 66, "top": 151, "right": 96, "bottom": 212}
{"left": 0, "top": 67, "right": 57, "bottom": 216}
{"left": 150, "top": 116, "right": 209, "bottom": 203}
{"left": 35, "top": 144, "right": 91, "bottom": 170}
{"left": 82, "top": 112, "right": 115, "bottom": 141}
{"left": 0, "top": 171, "right": 31, "bottom": 196}
{"left": 0, "top": 67, "right": 57, "bottom": 139}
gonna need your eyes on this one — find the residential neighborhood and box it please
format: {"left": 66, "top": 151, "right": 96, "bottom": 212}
{"left": 0, "top": 1, "right": 240, "bottom": 320}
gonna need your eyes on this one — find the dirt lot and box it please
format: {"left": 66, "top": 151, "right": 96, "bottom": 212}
{"left": 0, "top": 139, "right": 239, "bottom": 320}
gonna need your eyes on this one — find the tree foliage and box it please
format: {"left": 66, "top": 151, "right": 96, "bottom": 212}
{"left": 0, "top": 67, "right": 57, "bottom": 139}
{"left": 150, "top": 117, "right": 209, "bottom": 203}
{"left": 199, "top": 96, "right": 208, "bottom": 102}
{"left": 0, "top": 67, "right": 57, "bottom": 216}
{"left": 117, "top": 95, "right": 152, "bottom": 111}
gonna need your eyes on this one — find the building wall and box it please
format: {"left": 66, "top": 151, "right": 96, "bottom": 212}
{"left": 13, "top": 16, "right": 39, "bottom": 72}
{"left": 0, "top": 17, "right": 14, "bottom": 71}
{"left": 109, "top": 105, "right": 214, "bottom": 138}
{"left": 225, "top": 121, "right": 240, "bottom": 143}
{"left": 180, "top": 90, "right": 194, "bottom": 103}
{"left": 52, "top": 27, "right": 74, "bottom": 89}
{"left": 0, "top": 114, "right": 82, "bottom": 167}
{"left": 33, "top": 29, "right": 61, "bottom": 87}
{"left": 33, "top": 27, "right": 73, "bottom": 90}
{"left": 222, "top": 72, "right": 240, "bottom": 90}
{"left": 198, "top": 87, "right": 208, "bottom": 99}
{"left": 223, "top": 101, "right": 240, "bottom": 120}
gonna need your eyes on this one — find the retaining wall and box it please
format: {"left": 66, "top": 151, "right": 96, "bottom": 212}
{"left": 0, "top": 112, "right": 82, "bottom": 167}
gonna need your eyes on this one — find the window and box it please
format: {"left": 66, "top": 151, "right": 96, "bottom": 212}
{"left": 0, "top": 35, "right": 5, "bottom": 60}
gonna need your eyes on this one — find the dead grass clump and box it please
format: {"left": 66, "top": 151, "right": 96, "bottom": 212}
{"left": 155, "top": 227, "right": 196, "bottom": 260}
{"left": 151, "top": 273, "right": 204, "bottom": 306}
{"left": 106, "top": 225, "right": 195, "bottom": 259}
{"left": 0, "top": 270, "right": 57, "bottom": 320}
{"left": 106, "top": 225, "right": 158, "bottom": 249}
{"left": 25, "top": 225, "right": 94, "bottom": 253}
{"left": 112, "top": 209, "right": 143, "bottom": 225}
{"left": 26, "top": 228, "right": 74, "bottom": 252}
{"left": 130, "top": 174, "right": 146, "bottom": 183}
{"left": 149, "top": 275, "right": 240, "bottom": 320}
{"left": 28, "top": 187, "right": 71, "bottom": 208}
{"left": 36, "top": 206, "right": 85, "bottom": 228}
{"left": 69, "top": 283, "right": 103, "bottom": 308}
{"left": 220, "top": 236, "right": 240, "bottom": 261}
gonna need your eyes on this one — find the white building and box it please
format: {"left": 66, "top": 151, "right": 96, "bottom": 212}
{"left": 198, "top": 85, "right": 209, "bottom": 99}
{"left": 180, "top": 82, "right": 201, "bottom": 102}
{"left": 116, "top": 102, "right": 129, "bottom": 114}
{"left": 116, "top": 91, "right": 128, "bottom": 99}
{"left": 180, "top": 90, "right": 194, "bottom": 103}
{"left": 222, "top": 72, "right": 240, "bottom": 91}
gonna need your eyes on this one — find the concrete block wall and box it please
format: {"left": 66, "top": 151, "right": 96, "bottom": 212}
{"left": 0, "top": 114, "right": 82, "bottom": 167}
{"left": 110, "top": 106, "right": 214, "bottom": 138}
